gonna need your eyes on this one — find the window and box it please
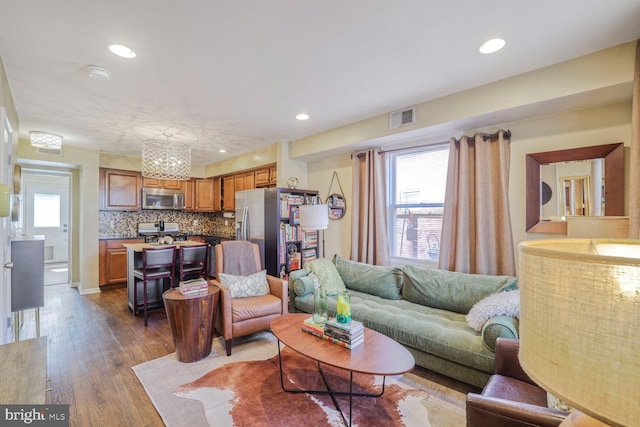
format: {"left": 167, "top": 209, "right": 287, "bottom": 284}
{"left": 33, "top": 193, "right": 61, "bottom": 227}
{"left": 387, "top": 143, "right": 449, "bottom": 262}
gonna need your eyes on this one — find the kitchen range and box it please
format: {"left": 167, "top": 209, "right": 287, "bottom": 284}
{"left": 137, "top": 222, "right": 189, "bottom": 244}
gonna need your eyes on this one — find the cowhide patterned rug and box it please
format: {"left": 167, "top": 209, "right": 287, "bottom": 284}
{"left": 133, "top": 332, "right": 466, "bottom": 427}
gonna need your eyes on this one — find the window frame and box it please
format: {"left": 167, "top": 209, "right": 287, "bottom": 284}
{"left": 386, "top": 142, "right": 449, "bottom": 267}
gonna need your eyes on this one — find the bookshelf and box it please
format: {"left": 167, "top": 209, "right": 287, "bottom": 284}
{"left": 264, "top": 187, "right": 320, "bottom": 277}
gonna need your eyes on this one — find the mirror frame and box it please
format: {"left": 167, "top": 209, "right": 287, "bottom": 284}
{"left": 525, "top": 142, "right": 624, "bottom": 233}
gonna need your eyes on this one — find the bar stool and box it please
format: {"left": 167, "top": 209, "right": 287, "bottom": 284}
{"left": 133, "top": 246, "right": 176, "bottom": 326}
{"left": 179, "top": 244, "right": 209, "bottom": 282}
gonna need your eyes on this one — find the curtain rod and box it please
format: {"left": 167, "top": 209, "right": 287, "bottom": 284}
{"left": 376, "top": 129, "right": 512, "bottom": 155}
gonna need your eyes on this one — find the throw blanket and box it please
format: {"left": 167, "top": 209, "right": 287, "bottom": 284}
{"left": 221, "top": 241, "right": 260, "bottom": 276}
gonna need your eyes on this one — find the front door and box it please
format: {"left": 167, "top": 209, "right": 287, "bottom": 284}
{"left": 0, "top": 108, "right": 13, "bottom": 344}
{"left": 24, "top": 174, "right": 70, "bottom": 264}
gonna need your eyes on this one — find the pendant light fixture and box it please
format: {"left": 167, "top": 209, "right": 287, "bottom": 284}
{"left": 141, "top": 133, "right": 191, "bottom": 180}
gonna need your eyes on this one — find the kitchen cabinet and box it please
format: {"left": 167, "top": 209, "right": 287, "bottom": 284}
{"left": 213, "top": 177, "right": 221, "bottom": 211}
{"left": 99, "top": 168, "right": 142, "bottom": 211}
{"left": 99, "top": 238, "right": 144, "bottom": 288}
{"left": 142, "top": 177, "right": 182, "bottom": 190}
{"left": 234, "top": 171, "right": 254, "bottom": 192}
{"left": 194, "top": 178, "right": 215, "bottom": 212}
{"left": 182, "top": 179, "right": 195, "bottom": 211}
{"left": 255, "top": 164, "right": 277, "bottom": 187}
{"left": 222, "top": 175, "right": 235, "bottom": 211}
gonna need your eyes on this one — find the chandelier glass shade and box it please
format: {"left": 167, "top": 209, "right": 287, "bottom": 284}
{"left": 141, "top": 139, "right": 191, "bottom": 180}
{"left": 29, "top": 131, "right": 63, "bottom": 149}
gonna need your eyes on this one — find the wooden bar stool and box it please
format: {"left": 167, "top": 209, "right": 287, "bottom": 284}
{"left": 179, "top": 244, "right": 209, "bottom": 283}
{"left": 132, "top": 246, "right": 176, "bottom": 326}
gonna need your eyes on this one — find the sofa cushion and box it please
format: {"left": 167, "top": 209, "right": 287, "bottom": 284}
{"left": 401, "top": 265, "right": 517, "bottom": 314}
{"left": 304, "top": 258, "right": 346, "bottom": 295}
{"left": 333, "top": 254, "right": 403, "bottom": 300}
{"left": 466, "top": 289, "right": 520, "bottom": 332}
{"left": 218, "top": 269, "right": 270, "bottom": 298}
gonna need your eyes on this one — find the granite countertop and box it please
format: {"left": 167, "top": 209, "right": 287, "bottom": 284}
{"left": 99, "top": 234, "right": 141, "bottom": 240}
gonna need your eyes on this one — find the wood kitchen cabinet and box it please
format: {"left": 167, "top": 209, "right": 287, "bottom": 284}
{"left": 182, "top": 179, "right": 195, "bottom": 211}
{"left": 234, "top": 171, "right": 254, "bottom": 192}
{"left": 194, "top": 178, "right": 215, "bottom": 212}
{"left": 222, "top": 175, "right": 235, "bottom": 211}
{"left": 142, "top": 177, "right": 182, "bottom": 190}
{"left": 99, "top": 238, "right": 144, "bottom": 288}
{"left": 255, "top": 164, "right": 277, "bottom": 187}
{"left": 213, "top": 177, "right": 221, "bottom": 211}
{"left": 99, "top": 168, "right": 142, "bottom": 211}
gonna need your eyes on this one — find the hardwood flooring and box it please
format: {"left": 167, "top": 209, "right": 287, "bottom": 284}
{"left": 17, "top": 283, "right": 478, "bottom": 427}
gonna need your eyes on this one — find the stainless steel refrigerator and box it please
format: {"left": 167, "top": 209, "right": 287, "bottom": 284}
{"left": 235, "top": 188, "right": 266, "bottom": 269}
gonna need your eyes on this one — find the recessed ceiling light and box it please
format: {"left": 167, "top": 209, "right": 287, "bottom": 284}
{"left": 219, "top": 149, "right": 227, "bottom": 153}
{"left": 479, "top": 38, "right": 505, "bottom": 54}
{"left": 86, "top": 65, "right": 111, "bottom": 80}
{"left": 108, "top": 44, "right": 136, "bottom": 59}
{"left": 296, "top": 113, "right": 309, "bottom": 121}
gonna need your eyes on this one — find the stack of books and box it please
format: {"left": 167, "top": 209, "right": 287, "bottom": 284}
{"left": 301, "top": 317, "right": 365, "bottom": 349}
{"left": 178, "top": 278, "right": 208, "bottom": 296}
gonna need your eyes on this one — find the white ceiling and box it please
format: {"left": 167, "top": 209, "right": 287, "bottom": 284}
{"left": 1, "top": 1, "right": 639, "bottom": 166}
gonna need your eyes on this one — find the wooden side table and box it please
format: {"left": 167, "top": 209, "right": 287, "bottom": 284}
{"left": 163, "top": 285, "right": 220, "bottom": 363}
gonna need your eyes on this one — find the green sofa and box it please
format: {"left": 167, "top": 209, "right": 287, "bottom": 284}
{"left": 289, "top": 255, "right": 519, "bottom": 388}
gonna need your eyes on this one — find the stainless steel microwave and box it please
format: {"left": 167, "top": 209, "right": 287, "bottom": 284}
{"left": 142, "top": 187, "right": 185, "bottom": 210}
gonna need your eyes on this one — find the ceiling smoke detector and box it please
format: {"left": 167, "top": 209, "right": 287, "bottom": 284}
{"left": 86, "top": 65, "right": 111, "bottom": 80}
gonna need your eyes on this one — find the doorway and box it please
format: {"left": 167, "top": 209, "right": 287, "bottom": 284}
{"left": 21, "top": 169, "right": 71, "bottom": 285}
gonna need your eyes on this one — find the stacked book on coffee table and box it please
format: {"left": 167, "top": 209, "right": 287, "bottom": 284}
{"left": 302, "top": 317, "right": 365, "bottom": 349}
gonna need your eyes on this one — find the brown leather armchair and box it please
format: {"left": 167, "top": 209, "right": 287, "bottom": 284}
{"left": 212, "top": 242, "right": 288, "bottom": 356}
{"left": 466, "top": 338, "right": 569, "bottom": 427}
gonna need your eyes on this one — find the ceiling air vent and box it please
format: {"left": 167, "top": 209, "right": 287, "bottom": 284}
{"left": 36, "top": 146, "right": 62, "bottom": 156}
{"left": 389, "top": 106, "right": 416, "bottom": 130}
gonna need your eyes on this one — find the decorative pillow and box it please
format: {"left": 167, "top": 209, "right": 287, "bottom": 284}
{"left": 304, "top": 258, "right": 346, "bottom": 295}
{"left": 401, "top": 265, "right": 518, "bottom": 314}
{"left": 466, "top": 289, "right": 520, "bottom": 332}
{"left": 218, "top": 270, "right": 270, "bottom": 298}
{"left": 293, "top": 274, "right": 317, "bottom": 296}
{"left": 547, "top": 392, "right": 574, "bottom": 411}
{"left": 333, "top": 254, "right": 403, "bottom": 300}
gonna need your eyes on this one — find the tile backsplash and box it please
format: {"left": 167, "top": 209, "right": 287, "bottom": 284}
{"left": 99, "top": 210, "right": 236, "bottom": 238}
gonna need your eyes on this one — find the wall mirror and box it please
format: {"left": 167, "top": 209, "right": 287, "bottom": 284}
{"left": 525, "top": 142, "right": 624, "bottom": 233}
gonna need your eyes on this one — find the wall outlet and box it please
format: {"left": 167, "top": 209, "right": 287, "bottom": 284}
{"left": 225, "top": 220, "right": 229, "bottom": 226}
{"left": 109, "top": 220, "right": 115, "bottom": 229}
{"left": 193, "top": 219, "right": 199, "bottom": 226}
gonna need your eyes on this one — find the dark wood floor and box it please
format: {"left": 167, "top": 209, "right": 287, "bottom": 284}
{"left": 18, "top": 283, "right": 478, "bottom": 427}
{"left": 20, "top": 284, "right": 172, "bottom": 426}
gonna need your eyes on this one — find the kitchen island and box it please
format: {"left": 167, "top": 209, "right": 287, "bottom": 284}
{"left": 122, "top": 240, "right": 208, "bottom": 314}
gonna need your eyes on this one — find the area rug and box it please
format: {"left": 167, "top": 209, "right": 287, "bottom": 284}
{"left": 133, "top": 332, "right": 466, "bottom": 427}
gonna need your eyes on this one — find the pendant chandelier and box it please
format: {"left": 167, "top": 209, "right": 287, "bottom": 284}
{"left": 141, "top": 135, "right": 191, "bottom": 180}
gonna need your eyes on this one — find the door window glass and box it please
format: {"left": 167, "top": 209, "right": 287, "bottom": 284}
{"left": 34, "top": 193, "right": 61, "bottom": 227}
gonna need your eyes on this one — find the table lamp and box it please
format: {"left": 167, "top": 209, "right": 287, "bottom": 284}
{"left": 299, "top": 204, "right": 329, "bottom": 258}
{"left": 518, "top": 239, "right": 640, "bottom": 427}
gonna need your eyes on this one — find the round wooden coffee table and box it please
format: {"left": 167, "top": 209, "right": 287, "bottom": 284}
{"left": 163, "top": 284, "right": 220, "bottom": 363}
{"left": 270, "top": 313, "right": 415, "bottom": 426}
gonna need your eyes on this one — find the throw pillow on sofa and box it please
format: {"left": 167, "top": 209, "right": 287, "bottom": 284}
{"left": 333, "top": 254, "right": 403, "bottom": 300}
{"left": 304, "top": 258, "right": 346, "bottom": 295}
{"left": 401, "top": 265, "right": 518, "bottom": 314}
{"left": 466, "top": 289, "right": 520, "bottom": 331}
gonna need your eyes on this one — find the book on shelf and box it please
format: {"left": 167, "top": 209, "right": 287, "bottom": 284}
{"left": 290, "top": 205, "right": 301, "bottom": 224}
{"left": 288, "top": 252, "right": 301, "bottom": 271}
{"left": 303, "top": 231, "right": 318, "bottom": 247}
{"left": 302, "top": 248, "right": 317, "bottom": 263}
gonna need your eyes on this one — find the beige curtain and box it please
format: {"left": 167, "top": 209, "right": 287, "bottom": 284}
{"left": 438, "top": 130, "right": 516, "bottom": 276}
{"left": 351, "top": 149, "right": 390, "bottom": 265}
{"left": 629, "top": 40, "right": 640, "bottom": 238}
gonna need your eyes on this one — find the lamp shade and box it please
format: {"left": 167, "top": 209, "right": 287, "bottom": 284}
{"left": 299, "top": 204, "right": 329, "bottom": 231}
{"left": 518, "top": 239, "right": 640, "bottom": 427}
